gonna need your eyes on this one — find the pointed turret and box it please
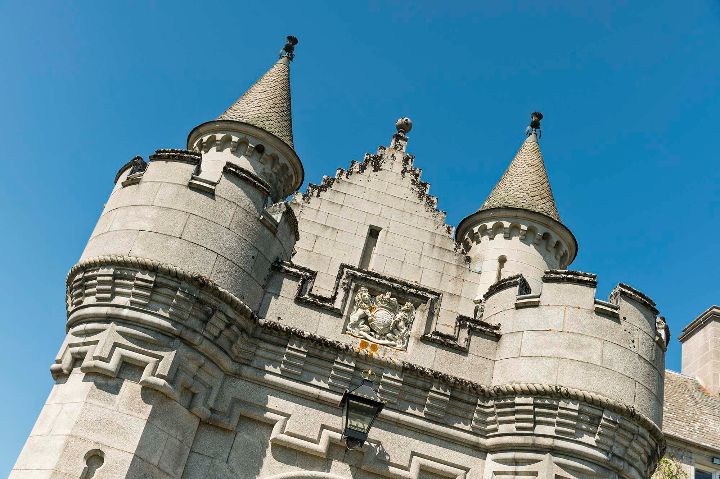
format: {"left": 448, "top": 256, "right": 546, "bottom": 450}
{"left": 456, "top": 113, "right": 577, "bottom": 297}
{"left": 187, "top": 36, "right": 303, "bottom": 201}
{"left": 218, "top": 53, "right": 294, "bottom": 148}
{"left": 480, "top": 130, "right": 560, "bottom": 222}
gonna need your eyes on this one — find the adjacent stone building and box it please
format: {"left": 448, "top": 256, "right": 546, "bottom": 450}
{"left": 9, "top": 38, "right": 719, "bottom": 479}
{"left": 663, "top": 306, "right": 720, "bottom": 478}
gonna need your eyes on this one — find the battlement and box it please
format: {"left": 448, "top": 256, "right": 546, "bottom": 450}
{"left": 478, "top": 269, "right": 666, "bottom": 423}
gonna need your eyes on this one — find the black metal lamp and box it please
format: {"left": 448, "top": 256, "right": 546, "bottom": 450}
{"left": 339, "top": 371, "right": 385, "bottom": 450}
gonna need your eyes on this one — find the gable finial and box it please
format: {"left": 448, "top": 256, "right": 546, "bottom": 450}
{"left": 390, "top": 117, "right": 412, "bottom": 151}
{"left": 526, "top": 111, "right": 543, "bottom": 139}
{"left": 280, "top": 35, "right": 299, "bottom": 61}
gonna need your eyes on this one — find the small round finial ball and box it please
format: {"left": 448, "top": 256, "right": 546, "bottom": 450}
{"left": 396, "top": 117, "right": 413, "bottom": 134}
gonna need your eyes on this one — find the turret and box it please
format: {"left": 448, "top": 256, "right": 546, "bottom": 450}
{"left": 80, "top": 36, "right": 303, "bottom": 310}
{"left": 456, "top": 113, "right": 577, "bottom": 297}
{"left": 11, "top": 37, "right": 304, "bottom": 478}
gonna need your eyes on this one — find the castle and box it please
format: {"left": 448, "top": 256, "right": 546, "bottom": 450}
{"left": 11, "top": 37, "right": 720, "bottom": 479}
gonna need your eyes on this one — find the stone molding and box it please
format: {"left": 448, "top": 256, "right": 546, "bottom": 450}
{"left": 542, "top": 269, "right": 598, "bottom": 287}
{"left": 678, "top": 305, "right": 720, "bottom": 342}
{"left": 483, "top": 274, "right": 531, "bottom": 300}
{"left": 66, "top": 255, "right": 256, "bottom": 320}
{"left": 609, "top": 282, "right": 659, "bottom": 316}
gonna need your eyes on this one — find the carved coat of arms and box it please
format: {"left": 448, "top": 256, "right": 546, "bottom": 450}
{"left": 346, "top": 287, "right": 415, "bottom": 349}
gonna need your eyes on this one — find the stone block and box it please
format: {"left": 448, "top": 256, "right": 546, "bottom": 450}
{"left": 153, "top": 183, "right": 235, "bottom": 227}
{"left": 28, "top": 403, "right": 62, "bottom": 436}
{"left": 12, "top": 435, "right": 67, "bottom": 470}
{"left": 492, "top": 357, "right": 559, "bottom": 385}
{"left": 129, "top": 231, "right": 217, "bottom": 277}
{"left": 181, "top": 214, "right": 258, "bottom": 269}
{"left": 135, "top": 422, "right": 169, "bottom": 466}
{"left": 81, "top": 230, "right": 139, "bottom": 260}
{"left": 556, "top": 359, "right": 635, "bottom": 405}
{"left": 159, "top": 435, "right": 192, "bottom": 476}
{"left": 520, "top": 330, "right": 603, "bottom": 364}
{"left": 540, "top": 282, "right": 596, "bottom": 309}
{"left": 215, "top": 172, "right": 266, "bottom": 212}
{"left": 107, "top": 205, "right": 189, "bottom": 238}
{"left": 495, "top": 331, "right": 523, "bottom": 360}
{"left": 104, "top": 182, "right": 162, "bottom": 213}
{"left": 141, "top": 160, "right": 195, "bottom": 186}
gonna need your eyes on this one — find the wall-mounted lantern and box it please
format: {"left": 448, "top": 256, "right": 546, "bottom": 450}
{"left": 339, "top": 371, "right": 385, "bottom": 450}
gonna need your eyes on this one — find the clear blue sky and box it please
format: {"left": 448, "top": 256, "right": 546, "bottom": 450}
{"left": 1, "top": 0, "right": 719, "bottom": 473}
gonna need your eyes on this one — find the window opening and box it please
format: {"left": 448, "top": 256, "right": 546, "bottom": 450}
{"left": 359, "top": 226, "right": 381, "bottom": 270}
{"left": 496, "top": 255, "right": 507, "bottom": 283}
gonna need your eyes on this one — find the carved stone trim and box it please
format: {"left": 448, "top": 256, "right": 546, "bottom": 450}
{"left": 542, "top": 269, "right": 597, "bottom": 287}
{"left": 148, "top": 148, "right": 202, "bottom": 164}
{"left": 483, "top": 274, "right": 531, "bottom": 300}
{"left": 223, "top": 162, "right": 271, "bottom": 195}
{"left": 609, "top": 282, "right": 659, "bottom": 315}
{"left": 67, "top": 255, "right": 256, "bottom": 320}
{"left": 594, "top": 299, "right": 620, "bottom": 319}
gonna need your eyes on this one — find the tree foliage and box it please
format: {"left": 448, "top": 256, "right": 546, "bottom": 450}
{"left": 653, "top": 455, "right": 689, "bottom": 479}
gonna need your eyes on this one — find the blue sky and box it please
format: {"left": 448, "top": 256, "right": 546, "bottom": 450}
{"left": 1, "top": 0, "right": 719, "bottom": 473}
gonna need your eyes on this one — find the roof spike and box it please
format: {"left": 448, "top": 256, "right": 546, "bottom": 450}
{"left": 279, "top": 35, "right": 299, "bottom": 61}
{"left": 525, "top": 111, "right": 543, "bottom": 139}
{"left": 217, "top": 35, "right": 298, "bottom": 147}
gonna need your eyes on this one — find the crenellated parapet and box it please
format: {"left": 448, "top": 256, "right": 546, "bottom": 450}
{"left": 478, "top": 269, "right": 666, "bottom": 426}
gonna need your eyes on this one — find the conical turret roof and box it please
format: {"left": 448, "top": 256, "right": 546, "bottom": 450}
{"left": 480, "top": 131, "right": 561, "bottom": 222}
{"left": 218, "top": 56, "right": 294, "bottom": 148}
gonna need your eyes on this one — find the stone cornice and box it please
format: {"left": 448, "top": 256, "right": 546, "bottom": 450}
{"left": 66, "top": 255, "right": 256, "bottom": 321}
{"left": 678, "top": 305, "right": 720, "bottom": 342}
{"left": 542, "top": 269, "right": 597, "bottom": 287}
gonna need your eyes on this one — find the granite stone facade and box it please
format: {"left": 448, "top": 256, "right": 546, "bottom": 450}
{"left": 11, "top": 38, "right": 716, "bottom": 479}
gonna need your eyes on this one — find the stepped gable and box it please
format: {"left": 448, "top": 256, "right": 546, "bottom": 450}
{"left": 663, "top": 370, "right": 720, "bottom": 450}
{"left": 299, "top": 143, "right": 454, "bottom": 237}
{"left": 480, "top": 131, "right": 561, "bottom": 222}
{"left": 218, "top": 56, "right": 294, "bottom": 148}
{"left": 290, "top": 119, "right": 479, "bottom": 330}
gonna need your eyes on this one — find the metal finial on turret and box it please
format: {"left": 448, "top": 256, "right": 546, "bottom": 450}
{"left": 525, "top": 111, "right": 543, "bottom": 138}
{"left": 279, "top": 35, "right": 299, "bottom": 61}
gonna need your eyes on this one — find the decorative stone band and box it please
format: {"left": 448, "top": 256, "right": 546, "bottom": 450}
{"left": 66, "top": 255, "right": 255, "bottom": 321}
{"left": 149, "top": 148, "right": 203, "bottom": 164}
{"left": 222, "top": 162, "right": 272, "bottom": 196}
{"left": 65, "top": 256, "right": 665, "bottom": 450}
{"left": 483, "top": 274, "right": 532, "bottom": 300}
{"left": 610, "top": 282, "right": 659, "bottom": 316}
{"left": 114, "top": 149, "right": 201, "bottom": 184}
{"left": 259, "top": 318, "right": 664, "bottom": 448}
{"left": 542, "top": 269, "right": 598, "bottom": 287}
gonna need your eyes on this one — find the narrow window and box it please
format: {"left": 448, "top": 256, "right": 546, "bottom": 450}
{"left": 359, "top": 226, "right": 381, "bottom": 270}
{"left": 496, "top": 255, "right": 507, "bottom": 283}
